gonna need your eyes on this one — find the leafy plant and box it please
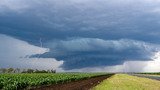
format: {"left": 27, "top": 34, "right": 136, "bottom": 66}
{"left": 0, "top": 73, "right": 108, "bottom": 90}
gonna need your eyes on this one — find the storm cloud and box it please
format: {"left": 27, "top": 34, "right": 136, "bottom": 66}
{"left": 1, "top": 0, "right": 160, "bottom": 44}
{"left": 31, "top": 38, "right": 159, "bottom": 70}
{"left": 0, "top": 0, "right": 160, "bottom": 71}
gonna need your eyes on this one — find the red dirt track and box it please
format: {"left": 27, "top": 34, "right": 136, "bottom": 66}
{"left": 30, "top": 75, "right": 113, "bottom": 90}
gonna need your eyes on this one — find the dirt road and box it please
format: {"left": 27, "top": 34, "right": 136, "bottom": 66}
{"left": 30, "top": 74, "right": 113, "bottom": 90}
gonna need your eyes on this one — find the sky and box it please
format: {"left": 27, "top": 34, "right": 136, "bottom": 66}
{"left": 0, "top": 0, "right": 160, "bottom": 72}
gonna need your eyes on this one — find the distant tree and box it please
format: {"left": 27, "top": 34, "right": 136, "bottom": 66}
{"left": 14, "top": 68, "right": 20, "bottom": 73}
{"left": 34, "top": 69, "right": 39, "bottom": 73}
{"left": 7, "top": 68, "right": 14, "bottom": 73}
{"left": 17, "top": 68, "right": 20, "bottom": 73}
{"left": 0, "top": 68, "right": 3, "bottom": 73}
{"left": 0, "top": 68, "right": 56, "bottom": 74}
{"left": 1, "top": 68, "right": 7, "bottom": 73}
{"left": 34, "top": 69, "right": 48, "bottom": 73}
{"left": 26, "top": 69, "right": 34, "bottom": 73}
{"left": 21, "top": 69, "right": 27, "bottom": 73}
{"left": 51, "top": 69, "right": 56, "bottom": 73}
{"left": 47, "top": 70, "right": 51, "bottom": 73}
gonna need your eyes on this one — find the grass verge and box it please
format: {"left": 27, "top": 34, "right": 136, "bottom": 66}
{"left": 93, "top": 74, "right": 160, "bottom": 90}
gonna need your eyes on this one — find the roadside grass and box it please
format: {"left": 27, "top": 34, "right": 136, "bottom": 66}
{"left": 93, "top": 74, "right": 160, "bottom": 90}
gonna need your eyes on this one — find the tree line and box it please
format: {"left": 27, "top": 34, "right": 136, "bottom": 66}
{"left": 0, "top": 68, "right": 56, "bottom": 73}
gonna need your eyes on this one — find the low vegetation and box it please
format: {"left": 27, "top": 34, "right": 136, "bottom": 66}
{"left": 93, "top": 74, "right": 160, "bottom": 90}
{"left": 0, "top": 73, "right": 108, "bottom": 90}
{"left": 138, "top": 72, "right": 160, "bottom": 75}
{"left": 0, "top": 68, "right": 56, "bottom": 73}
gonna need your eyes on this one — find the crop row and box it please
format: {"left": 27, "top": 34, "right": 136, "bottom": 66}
{"left": 0, "top": 73, "right": 108, "bottom": 90}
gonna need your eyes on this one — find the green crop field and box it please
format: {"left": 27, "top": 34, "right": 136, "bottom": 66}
{"left": 93, "top": 74, "right": 160, "bottom": 90}
{"left": 0, "top": 73, "right": 107, "bottom": 90}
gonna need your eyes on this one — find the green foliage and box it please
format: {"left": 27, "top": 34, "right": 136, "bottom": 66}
{"left": 0, "top": 68, "right": 56, "bottom": 74}
{"left": 138, "top": 72, "right": 160, "bottom": 75}
{"left": 0, "top": 73, "right": 107, "bottom": 90}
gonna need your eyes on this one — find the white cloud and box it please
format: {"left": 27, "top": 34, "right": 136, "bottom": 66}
{"left": 0, "top": 34, "right": 63, "bottom": 70}
{"left": 121, "top": 52, "right": 160, "bottom": 72}
{"left": 18, "top": 58, "right": 63, "bottom": 70}
{"left": 0, "top": 0, "right": 30, "bottom": 13}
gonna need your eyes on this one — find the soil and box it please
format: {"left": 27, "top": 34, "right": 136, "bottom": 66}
{"left": 30, "top": 74, "right": 113, "bottom": 90}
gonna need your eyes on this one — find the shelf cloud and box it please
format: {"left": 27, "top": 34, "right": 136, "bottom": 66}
{"left": 31, "top": 38, "right": 159, "bottom": 70}
{"left": 0, "top": 0, "right": 160, "bottom": 72}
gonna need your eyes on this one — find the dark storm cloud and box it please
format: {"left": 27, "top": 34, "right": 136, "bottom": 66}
{"left": 31, "top": 38, "right": 159, "bottom": 70}
{"left": 1, "top": 0, "right": 160, "bottom": 44}
{"left": 1, "top": 0, "right": 160, "bottom": 70}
